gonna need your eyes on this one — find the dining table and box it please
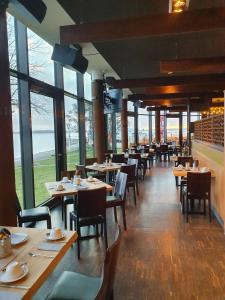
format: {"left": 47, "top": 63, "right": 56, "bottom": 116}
{"left": 45, "top": 178, "right": 113, "bottom": 197}
{"left": 172, "top": 166, "right": 215, "bottom": 178}
{"left": 0, "top": 227, "right": 77, "bottom": 300}
{"left": 85, "top": 163, "right": 121, "bottom": 183}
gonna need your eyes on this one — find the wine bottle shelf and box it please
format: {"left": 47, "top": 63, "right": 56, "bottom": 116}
{"left": 194, "top": 115, "right": 224, "bottom": 146}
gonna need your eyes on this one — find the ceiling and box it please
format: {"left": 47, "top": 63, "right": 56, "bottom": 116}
{"left": 57, "top": 0, "right": 225, "bottom": 110}
{"left": 8, "top": 0, "right": 225, "bottom": 110}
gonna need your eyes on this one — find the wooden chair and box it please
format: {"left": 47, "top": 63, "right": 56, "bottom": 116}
{"left": 128, "top": 153, "right": 145, "bottom": 180}
{"left": 16, "top": 195, "right": 51, "bottom": 229}
{"left": 69, "top": 187, "right": 108, "bottom": 259}
{"left": 106, "top": 172, "right": 128, "bottom": 229}
{"left": 159, "top": 144, "right": 170, "bottom": 161}
{"left": 61, "top": 170, "right": 76, "bottom": 229}
{"left": 112, "top": 154, "right": 125, "bottom": 163}
{"left": 175, "top": 156, "right": 193, "bottom": 187}
{"left": 182, "top": 171, "right": 211, "bottom": 222}
{"left": 127, "top": 158, "right": 139, "bottom": 196}
{"left": 46, "top": 225, "right": 122, "bottom": 300}
{"left": 120, "top": 164, "right": 137, "bottom": 206}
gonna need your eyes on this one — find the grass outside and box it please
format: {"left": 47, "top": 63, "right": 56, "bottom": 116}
{"left": 16, "top": 146, "right": 95, "bottom": 207}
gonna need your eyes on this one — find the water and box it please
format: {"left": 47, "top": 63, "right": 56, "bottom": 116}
{"left": 13, "top": 132, "right": 55, "bottom": 160}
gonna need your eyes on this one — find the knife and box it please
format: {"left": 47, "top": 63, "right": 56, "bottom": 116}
{"left": 0, "top": 283, "right": 28, "bottom": 289}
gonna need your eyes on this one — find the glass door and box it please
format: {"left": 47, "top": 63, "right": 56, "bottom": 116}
{"left": 31, "top": 92, "right": 56, "bottom": 206}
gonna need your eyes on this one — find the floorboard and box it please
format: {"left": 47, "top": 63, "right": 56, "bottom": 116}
{"left": 33, "top": 162, "right": 225, "bottom": 300}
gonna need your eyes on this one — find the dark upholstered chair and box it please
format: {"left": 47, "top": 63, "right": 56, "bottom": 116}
{"left": 85, "top": 158, "right": 106, "bottom": 181}
{"left": 69, "top": 187, "right": 108, "bottom": 259}
{"left": 112, "top": 154, "right": 125, "bottom": 164}
{"left": 16, "top": 195, "right": 51, "bottom": 229}
{"left": 106, "top": 172, "right": 128, "bottom": 229}
{"left": 159, "top": 144, "right": 170, "bottom": 161}
{"left": 120, "top": 164, "right": 137, "bottom": 206}
{"left": 182, "top": 171, "right": 211, "bottom": 222}
{"left": 175, "top": 156, "right": 193, "bottom": 187}
{"left": 61, "top": 170, "right": 76, "bottom": 229}
{"left": 46, "top": 226, "right": 122, "bottom": 300}
{"left": 127, "top": 158, "right": 139, "bottom": 196}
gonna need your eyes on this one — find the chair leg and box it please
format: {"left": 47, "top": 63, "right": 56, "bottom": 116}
{"left": 96, "top": 224, "right": 99, "bottom": 237}
{"left": 114, "top": 207, "right": 118, "bottom": 222}
{"left": 133, "top": 185, "right": 136, "bottom": 206}
{"left": 175, "top": 176, "right": 178, "bottom": 187}
{"left": 69, "top": 215, "right": 73, "bottom": 230}
{"left": 61, "top": 198, "right": 64, "bottom": 220}
{"left": 64, "top": 203, "right": 67, "bottom": 229}
{"left": 104, "top": 220, "right": 108, "bottom": 249}
{"left": 77, "top": 226, "right": 81, "bottom": 259}
{"left": 186, "top": 198, "right": 189, "bottom": 222}
{"left": 47, "top": 217, "right": 52, "bottom": 229}
{"left": 109, "top": 290, "right": 114, "bottom": 300}
{"left": 136, "top": 180, "right": 139, "bottom": 196}
{"left": 121, "top": 204, "right": 127, "bottom": 230}
{"left": 209, "top": 198, "right": 212, "bottom": 222}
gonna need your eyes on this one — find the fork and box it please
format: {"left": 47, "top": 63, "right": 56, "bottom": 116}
{"left": 28, "top": 252, "right": 54, "bottom": 259}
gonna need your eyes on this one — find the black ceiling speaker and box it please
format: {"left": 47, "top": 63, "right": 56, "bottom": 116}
{"left": 51, "top": 43, "right": 88, "bottom": 74}
{"left": 13, "top": 0, "right": 47, "bottom": 23}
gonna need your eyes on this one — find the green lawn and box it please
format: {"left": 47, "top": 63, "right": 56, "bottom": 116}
{"left": 16, "top": 146, "right": 95, "bottom": 207}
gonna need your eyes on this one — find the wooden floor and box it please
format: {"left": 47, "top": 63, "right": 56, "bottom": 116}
{"left": 33, "top": 161, "right": 225, "bottom": 300}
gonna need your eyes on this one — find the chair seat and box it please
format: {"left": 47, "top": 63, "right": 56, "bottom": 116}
{"left": 106, "top": 195, "right": 123, "bottom": 207}
{"left": 47, "top": 271, "right": 101, "bottom": 300}
{"left": 20, "top": 206, "right": 50, "bottom": 222}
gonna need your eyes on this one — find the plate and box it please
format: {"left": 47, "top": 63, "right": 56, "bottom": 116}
{"left": 0, "top": 264, "right": 28, "bottom": 283}
{"left": 11, "top": 233, "right": 28, "bottom": 245}
{"left": 46, "top": 232, "right": 66, "bottom": 241}
{"left": 87, "top": 178, "right": 95, "bottom": 182}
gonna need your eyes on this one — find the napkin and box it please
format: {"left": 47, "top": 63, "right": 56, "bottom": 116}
{"left": 0, "top": 291, "right": 22, "bottom": 300}
{"left": 37, "top": 242, "right": 63, "bottom": 251}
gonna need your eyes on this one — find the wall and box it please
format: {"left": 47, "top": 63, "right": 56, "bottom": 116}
{"left": 192, "top": 140, "right": 224, "bottom": 227}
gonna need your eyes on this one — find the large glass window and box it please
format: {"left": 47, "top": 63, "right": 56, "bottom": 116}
{"left": 166, "top": 118, "right": 179, "bottom": 143}
{"left": 151, "top": 112, "right": 155, "bottom": 143}
{"left": 84, "top": 73, "right": 92, "bottom": 101}
{"left": 116, "top": 113, "right": 122, "bottom": 152}
{"left": 127, "top": 101, "right": 134, "bottom": 112}
{"left": 64, "top": 96, "right": 79, "bottom": 169}
{"left": 11, "top": 77, "right": 23, "bottom": 206}
{"left": 63, "top": 68, "right": 77, "bottom": 94}
{"left": 138, "top": 115, "right": 149, "bottom": 145}
{"left": 182, "top": 113, "right": 187, "bottom": 143}
{"left": 85, "top": 102, "right": 94, "bottom": 157}
{"left": 31, "top": 93, "right": 56, "bottom": 206}
{"left": 7, "top": 13, "right": 17, "bottom": 70}
{"left": 27, "top": 28, "right": 54, "bottom": 85}
{"left": 128, "top": 116, "right": 135, "bottom": 147}
{"left": 107, "top": 114, "right": 113, "bottom": 150}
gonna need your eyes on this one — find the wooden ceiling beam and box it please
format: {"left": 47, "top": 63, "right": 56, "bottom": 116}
{"left": 128, "top": 91, "right": 222, "bottom": 100}
{"left": 106, "top": 73, "right": 225, "bottom": 89}
{"left": 60, "top": 7, "right": 225, "bottom": 44}
{"left": 160, "top": 57, "right": 225, "bottom": 74}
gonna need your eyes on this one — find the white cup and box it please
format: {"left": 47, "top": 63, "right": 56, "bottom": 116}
{"left": 4, "top": 261, "right": 23, "bottom": 280}
{"left": 49, "top": 227, "right": 62, "bottom": 239}
{"left": 56, "top": 184, "right": 64, "bottom": 191}
{"left": 88, "top": 176, "right": 93, "bottom": 181}
{"left": 93, "top": 162, "right": 98, "bottom": 166}
{"left": 62, "top": 176, "right": 69, "bottom": 182}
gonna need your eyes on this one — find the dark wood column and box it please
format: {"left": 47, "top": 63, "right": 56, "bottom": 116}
{"left": 155, "top": 110, "right": 160, "bottom": 143}
{"left": 0, "top": 4, "right": 17, "bottom": 225}
{"left": 121, "top": 99, "right": 128, "bottom": 151}
{"left": 92, "top": 79, "right": 106, "bottom": 162}
{"left": 187, "top": 102, "right": 191, "bottom": 153}
{"left": 179, "top": 112, "right": 183, "bottom": 146}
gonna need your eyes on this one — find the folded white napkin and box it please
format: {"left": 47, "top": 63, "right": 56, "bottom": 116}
{"left": 0, "top": 291, "right": 22, "bottom": 300}
{"left": 37, "top": 242, "right": 62, "bottom": 251}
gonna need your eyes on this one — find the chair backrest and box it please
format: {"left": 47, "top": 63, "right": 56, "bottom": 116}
{"left": 114, "top": 172, "right": 128, "bottom": 200}
{"left": 61, "top": 170, "right": 76, "bottom": 180}
{"left": 150, "top": 144, "right": 157, "bottom": 150}
{"left": 160, "top": 144, "right": 168, "bottom": 152}
{"left": 177, "top": 156, "right": 193, "bottom": 167}
{"left": 187, "top": 172, "right": 211, "bottom": 197}
{"left": 96, "top": 225, "right": 122, "bottom": 300}
{"left": 77, "top": 187, "right": 106, "bottom": 218}
{"left": 128, "top": 153, "right": 141, "bottom": 163}
{"left": 127, "top": 158, "right": 138, "bottom": 176}
{"left": 75, "top": 165, "right": 87, "bottom": 179}
{"left": 112, "top": 154, "right": 125, "bottom": 163}
{"left": 85, "top": 157, "right": 97, "bottom": 165}
{"left": 120, "top": 164, "right": 136, "bottom": 182}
